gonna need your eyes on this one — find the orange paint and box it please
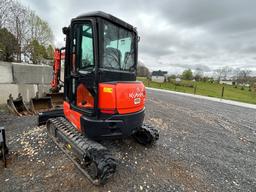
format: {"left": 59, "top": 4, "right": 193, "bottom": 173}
{"left": 98, "top": 82, "right": 145, "bottom": 114}
{"left": 115, "top": 82, "right": 145, "bottom": 114}
{"left": 63, "top": 101, "right": 81, "bottom": 131}
{"left": 98, "top": 83, "right": 116, "bottom": 111}
{"left": 76, "top": 83, "right": 94, "bottom": 108}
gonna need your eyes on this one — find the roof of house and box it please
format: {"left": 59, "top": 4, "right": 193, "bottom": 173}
{"left": 152, "top": 70, "right": 168, "bottom": 76}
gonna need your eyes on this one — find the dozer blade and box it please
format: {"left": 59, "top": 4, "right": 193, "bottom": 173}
{"left": 6, "top": 94, "right": 32, "bottom": 116}
{"left": 47, "top": 117, "right": 117, "bottom": 185}
{"left": 38, "top": 108, "right": 64, "bottom": 126}
{"left": 46, "top": 92, "right": 63, "bottom": 107}
{"left": 30, "top": 96, "right": 52, "bottom": 114}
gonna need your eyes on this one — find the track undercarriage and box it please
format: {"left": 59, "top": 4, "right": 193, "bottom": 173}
{"left": 47, "top": 117, "right": 117, "bottom": 184}
{"left": 46, "top": 117, "right": 159, "bottom": 185}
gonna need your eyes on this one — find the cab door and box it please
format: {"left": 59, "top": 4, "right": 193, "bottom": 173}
{"left": 65, "top": 20, "right": 97, "bottom": 116}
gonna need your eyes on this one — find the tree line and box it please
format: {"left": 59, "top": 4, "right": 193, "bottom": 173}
{"left": 0, "top": 0, "right": 54, "bottom": 64}
{"left": 138, "top": 64, "right": 255, "bottom": 86}
{"left": 176, "top": 68, "right": 254, "bottom": 85}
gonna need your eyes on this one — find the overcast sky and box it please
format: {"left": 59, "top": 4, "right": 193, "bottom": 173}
{"left": 20, "top": 0, "right": 256, "bottom": 74}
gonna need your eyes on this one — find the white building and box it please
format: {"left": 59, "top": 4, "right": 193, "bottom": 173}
{"left": 151, "top": 70, "right": 168, "bottom": 83}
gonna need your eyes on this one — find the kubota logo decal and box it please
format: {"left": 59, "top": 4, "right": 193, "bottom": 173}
{"left": 128, "top": 87, "right": 144, "bottom": 99}
{"left": 134, "top": 98, "right": 141, "bottom": 105}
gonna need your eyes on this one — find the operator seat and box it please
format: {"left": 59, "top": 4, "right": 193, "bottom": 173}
{"left": 103, "top": 47, "right": 121, "bottom": 69}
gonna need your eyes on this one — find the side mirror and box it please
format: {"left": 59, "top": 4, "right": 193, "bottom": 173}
{"left": 62, "top": 27, "right": 69, "bottom": 35}
{"left": 137, "top": 36, "right": 140, "bottom": 42}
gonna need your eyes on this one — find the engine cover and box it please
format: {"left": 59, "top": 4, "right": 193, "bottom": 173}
{"left": 98, "top": 81, "right": 145, "bottom": 114}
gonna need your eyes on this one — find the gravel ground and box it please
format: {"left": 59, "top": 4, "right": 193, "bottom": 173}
{"left": 0, "top": 89, "right": 256, "bottom": 192}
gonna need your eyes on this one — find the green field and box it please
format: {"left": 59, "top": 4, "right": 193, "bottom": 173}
{"left": 137, "top": 77, "right": 256, "bottom": 105}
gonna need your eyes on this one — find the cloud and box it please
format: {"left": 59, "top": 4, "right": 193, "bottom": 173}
{"left": 20, "top": 0, "right": 256, "bottom": 74}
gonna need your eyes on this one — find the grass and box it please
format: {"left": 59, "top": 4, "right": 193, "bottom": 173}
{"left": 137, "top": 77, "right": 256, "bottom": 105}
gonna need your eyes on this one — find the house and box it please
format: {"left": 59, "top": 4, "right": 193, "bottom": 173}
{"left": 175, "top": 77, "right": 181, "bottom": 82}
{"left": 151, "top": 70, "right": 168, "bottom": 83}
{"left": 219, "top": 80, "right": 235, "bottom": 85}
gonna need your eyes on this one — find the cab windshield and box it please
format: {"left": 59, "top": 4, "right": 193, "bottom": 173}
{"left": 102, "top": 20, "right": 135, "bottom": 71}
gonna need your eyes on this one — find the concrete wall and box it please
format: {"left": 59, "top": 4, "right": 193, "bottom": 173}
{"left": 12, "top": 62, "right": 52, "bottom": 84}
{"left": 0, "top": 62, "right": 13, "bottom": 83}
{"left": 0, "top": 61, "right": 52, "bottom": 104}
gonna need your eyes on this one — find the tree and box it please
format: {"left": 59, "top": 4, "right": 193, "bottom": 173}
{"left": 29, "top": 39, "right": 47, "bottom": 64}
{"left": 137, "top": 62, "right": 150, "bottom": 77}
{"left": 46, "top": 45, "right": 54, "bottom": 60}
{"left": 168, "top": 74, "right": 176, "bottom": 80}
{"left": 0, "top": 28, "right": 18, "bottom": 61}
{"left": 27, "top": 10, "right": 53, "bottom": 46}
{"left": 0, "top": 0, "right": 54, "bottom": 62}
{"left": 214, "top": 66, "right": 232, "bottom": 82}
{"left": 222, "top": 66, "right": 232, "bottom": 80}
{"left": 237, "top": 69, "right": 252, "bottom": 84}
{"left": 0, "top": 0, "right": 12, "bottom": 28}
{"left": 194, "top": 68, "right": 203, "bottom": 81}
{"left": 181, "top": 69, "right": 193, "bottom": 80}
{"left": 232, "top": 68, "right": 240, "bottom": 82}
{"left": 7, "top": 1, "right": 30, "bottom": 62}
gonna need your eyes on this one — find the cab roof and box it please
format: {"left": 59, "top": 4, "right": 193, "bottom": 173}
{"left": 75, "top": 11, "right": 136, "bottom": 32}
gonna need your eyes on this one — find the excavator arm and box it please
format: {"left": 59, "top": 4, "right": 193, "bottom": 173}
{"left": 50, "top": 48, "right": 65, "bottom": 93}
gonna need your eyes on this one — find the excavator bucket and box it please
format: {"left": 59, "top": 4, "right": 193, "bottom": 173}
{"left": 6, "top": 94, "right": 32, "bottom": 116}
{"left": 46, "top": 92, "right": 63, "bottom": 107}
{"left": 30, "top": 93, "right": 53, "bottom": 114}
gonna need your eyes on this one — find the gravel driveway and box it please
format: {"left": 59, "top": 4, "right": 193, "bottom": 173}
{"left": 0, "top": 89, "right": 255, "bottom": 192}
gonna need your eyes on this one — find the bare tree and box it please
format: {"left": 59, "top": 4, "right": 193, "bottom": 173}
{"left": 214, "top": 68, "right": 224, "bottom": 82}
{"left": 7, "top": 1, "right": 30, "bottom": 61}
{"left": 1, "top": 0, "right": 54, "bottom": 62}
{"left": 0, "top": 0, "right": 12, "bottom": 28}
{"left": 214, "top": 66, "right": 232, "bottom": 82}
{"left": 194, "top": 67, "right": 204, "bottom": 81}
{"left": 232, "top": 68, "right": 240, "bottom": 82}
{"left": 137, "top": 62, "right": 150, "bottom": 77}
{"left": 238, "top": 69, "right": 252, "bottom": 84}
{"left": 27, "top": 10, "right": 53, "bottom": 45}
{"left": 222, "top": 66, "right": 232, "bottom": 80}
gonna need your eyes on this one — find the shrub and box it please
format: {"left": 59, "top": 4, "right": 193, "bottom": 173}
{"left": 184, "top": 83, "right": 194, "bottom": 88}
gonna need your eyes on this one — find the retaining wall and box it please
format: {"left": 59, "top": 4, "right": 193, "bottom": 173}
{"left": 0, "top": 61, "right": 52, "bottom": 104}
{"left": 0, "top": 62, "right": 13, "bottom": 83}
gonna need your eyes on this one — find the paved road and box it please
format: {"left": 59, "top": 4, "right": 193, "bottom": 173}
{"left": 0, "top": 89, "right": 256, "bottom": 192}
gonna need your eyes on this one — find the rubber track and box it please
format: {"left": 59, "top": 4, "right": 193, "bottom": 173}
{"left": 142, "top": 124, "right": 159, "bottom": 142}
{"left": 47, "top": 117, "right": 117, "bottom": 185}
{"left": 133, "top": 124, "right": 159, "bottom": 145}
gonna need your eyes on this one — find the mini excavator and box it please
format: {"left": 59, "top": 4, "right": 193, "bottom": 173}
{"left": 39, "top": 11, "right": 159, "bottom": 185}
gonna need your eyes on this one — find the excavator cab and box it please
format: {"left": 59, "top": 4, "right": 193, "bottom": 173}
{"left": 62, "top": 11, "right": 146, "bottom": 139}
